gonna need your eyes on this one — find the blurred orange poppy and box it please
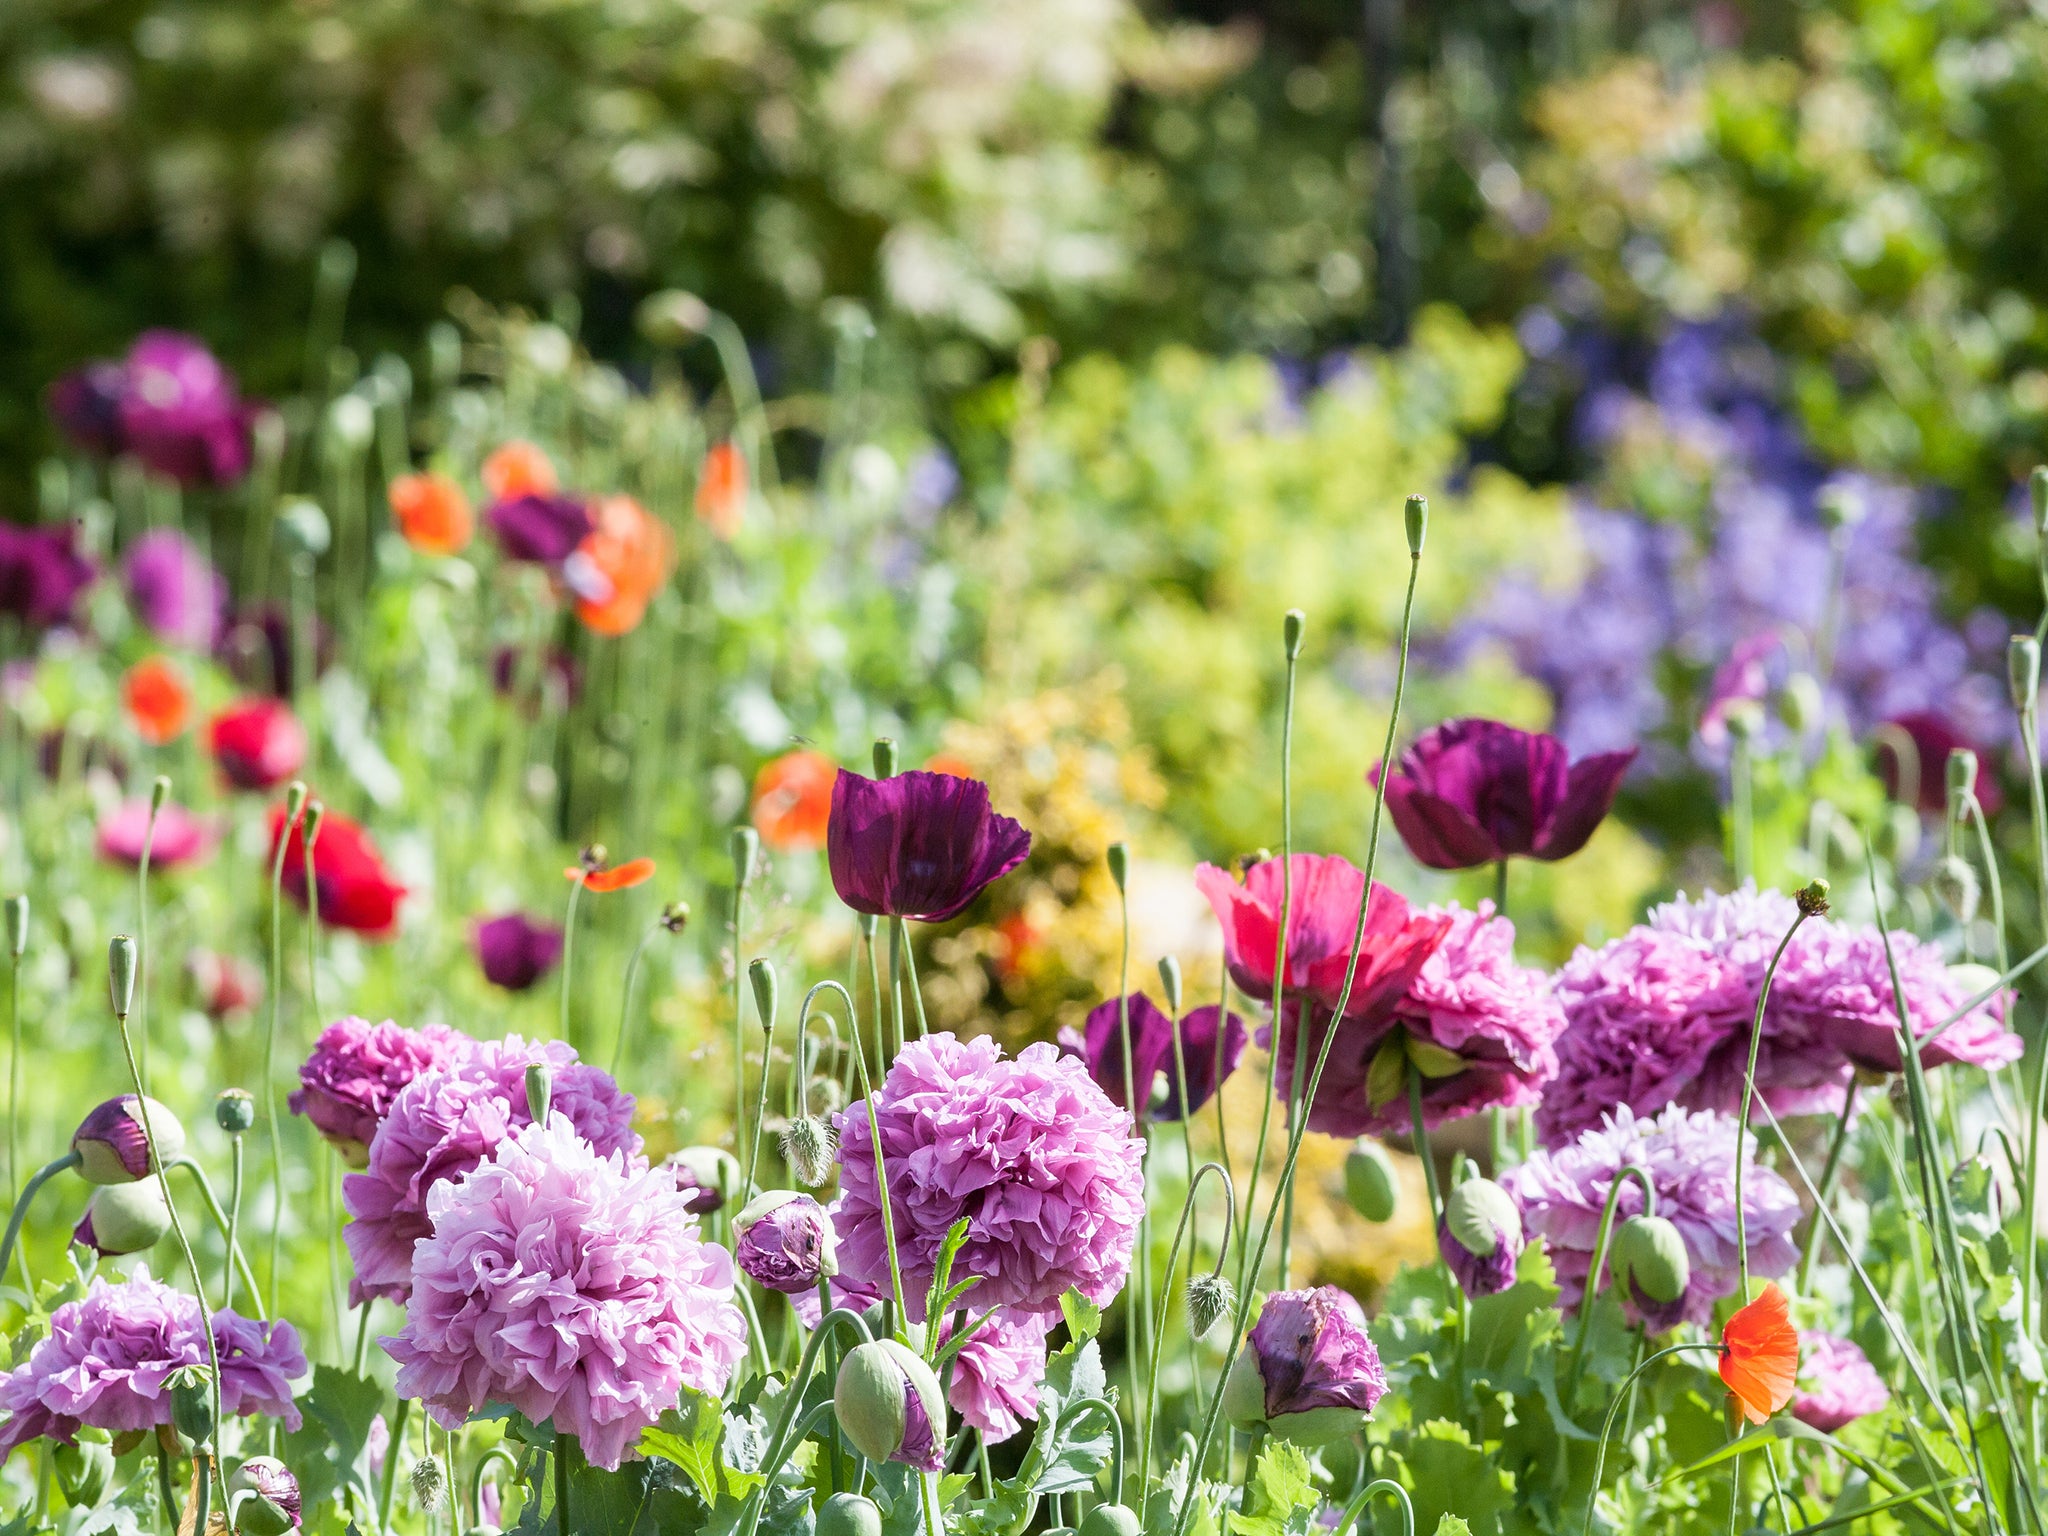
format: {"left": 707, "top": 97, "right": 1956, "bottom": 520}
{"left": 122, "top": 656, "right": 192, "bottom": 744}
{"left": 389, "top": 471, "right": 474, "bottom": 556}
{"left": 751, "top": 750, "right": 837, "bottom": 851}
{"left": 482, "top": 440, "right": 559, "bottom": 501}
{"left": 1719, "top": 1282, "right": 1800, "bottom": 1425}
{"left": 565, "top": 856, "right": 656, "bottom": 893}
{"left": 694, "top": 441, "right": 747, "bottom": 540}
{"left": 923, "top": 752, "right": 975, "bottom": 779}
{"left": 568, "top": 495, "right": 675, "bottom": 636}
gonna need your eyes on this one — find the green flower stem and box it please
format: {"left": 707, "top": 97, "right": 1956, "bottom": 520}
{"left": 1795, "top": 1079, "right": 1860, "bottom": 1292}
{"left": 2019, "top": 690, "right": 2048, "bottom": 1397}
{"left": 1140, "top": 1163, "right": 1234, "bottom": 1494}
{"left": 1734, "top": 905, "right": 1815, "bottom": 1295}
{"left": 554, "top": 1430, "right": 577, "bottom": 1534}
{"left": 224, "top": 1135, "right": 245, "bottom": 1314}
{"left": 7, "top": 943, "right": 28, "bottom": 1295}
{"left": 379, "top": 1396, "right": 412, "bottom": 1531}
{"left": 0, "top": 1151, "right": 79, "bottom": 1281}
{"left": 136, "top": 788, "right": 163, "bottom": 1097}
{"left": 1966, "top": 797, "right": 2010, "bottom": 975}
{"left": 886, "top": 918, "right": 905, "bottom": 1060}
{"left": 815, "top": 980, "right": 911, "bottom": 1332}
{"left": 734, "top": 864, "right": 751, "bottom": 1153}
{"left": 701, "top": 309, "right": 781, "bottom": 506}
{"left": 609, "top": 919, "right": 664, "bottom": 1078}
{"left": 739, "top": 1307, "right": 875, "bottom": 1536}
{"left": 1561, "top": 1164, "right": 1656, "bottom": 1404}
{"left": 1329, "top": 1479, "right": 1415, "bottom": 1536}
{"left": 165, "top": 1157, "right": 266, "bottom": 1321}
{"left": 469, "top": 1444, "right": 518, "bottom": 1529}
{"left": 1407, "top": 1065, "right": 1441, "bottom": 1229}
{"left": 264, "top": 786, "right": 301, "bottom": 1320}
{"left": 1581, "top": 1344, "right": 1720, "bottom": 1536}
{"left": 1171, "top": 529, "right": 1423, "bottom": 1536}
{"left": 1212, "top": 971, "right": 1235, "bottom": 1187}
{"left": 895, "top": 918, "right": 931, "bottom": 1041}
{"left": 559, "top": 877, "right": 586, "bottom": 1050}
{"left": 1111, "top": 860, "right": 1154, "bottom": 1483}
{"left": 1730, "top": 730, "right": 1754, "bottom": 886}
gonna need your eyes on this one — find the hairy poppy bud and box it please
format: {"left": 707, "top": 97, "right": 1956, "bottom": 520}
{"left": 73, "top": 1095, "right": 184, "bottom": 1184}
{"left": 1079, "top": 1506, "right": 1144, "bottom": 1536}
{"left": 215, "top": 1089, "right": 257, "bottom": 1136}
{"left": 1343, "top": 1139, "right": 1399, "bottom": 1224}
{"left": 1931, "top": 857, "right": 1981, "bottom": 926}
{"left": 819, "top": 1493, "right": 883, "bottom": 1536}
{"left": 1157, "top": 955, "right": 1183, "bottom": 1015}
{"left": 229, "top": 1455, "right": 302, "bottom": 1534}
{"left": 1438, "top": 1179, "right": 1524, "bottom": 1298}
{"left": 733, "top": 1190, "right": 839, "bottom": 1294}
{"left": 834, "top": 1340, "right": 946, "bottom": 1470}
{"left": 73, "top": 1176, "right": 172, "bottom": 1255}
{"left": 1187, "top": 1271, "right": 1234, "bottom": 1340}
{"left": 1611, "top": 1215, "right": 1690, "bottom": 1329}
{"left": 780, "top": 1115, "right": 837, "bottom": 1187}
{"left": 411, "top": 1456, "right": 445, "bottom": 1512}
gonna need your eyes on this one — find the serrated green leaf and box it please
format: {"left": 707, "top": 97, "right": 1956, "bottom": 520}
{"left": 1061, "top": 1289, "right": 1103, "bottom": 1345}
{"left": 1143, "top": 1454, "right": 1221, "bottom": 1536}
{"left": 281, "top": 1366, "right": 386, "bottom": 1515}
{"left": 1395, "top": 1419, "right": 1513, "bottom": 1536}
{"left": 1226, "top": 1440, "right": 1316, "bottom": 1536}
{"left": 641, "top": 1386, "right": 765, "bottom": 1505}
{"left": 1430, "top": 1517, "right": 1472, "bottom": 1536}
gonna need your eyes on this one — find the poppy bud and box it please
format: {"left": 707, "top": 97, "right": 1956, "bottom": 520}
{"left": 1157, "top": 954, "right": 1183, "bottom": 1014}
{"left": 4, "top": 894, "right": 26, "bottom": 958}
{"left": 779, "top": 1115, "right": 837, "bottom": 1187}
{"left": 1947, "top": 748, "right": 1979, "bottom": 818}
{"left": 1795, "top": 879, "right": 1831, "bottom": 919}
{"left": 73, "top": 1176, "right": 172, "bottom": 1256}
{"left": 229, "top": 1455, "right": 302, "bottom": 1534}
{"left": 733, "top": 1190, "right": 839, "bottom": 1294}
{"left": 749, "top": 957, "right": 778, "bottom": 1033}
{"left": 664, "top": 1146, "right": 740, "bottom": 1215}
{"left": 73, "top": 1095, "right": 185, "bottom": 1183}
{"left": 1107, "top": 841, "right": 1129, "bottom": 892}
{"left": 525, "top": 1062, "right": 552, "bottom": 1126}
{"left": 2010, "top": 635, "right": 2039, "bottom": 713}
{"left": 215, "top": 1088, "right": 256, "bottom": 1136}
{"left": 1079, "top": 1506, "right": 1144, "bottom": 1536}
{"left": 1221, "top": 1287, "right": 1386, "bottom": 1445}
{"left": 1780, "top": 673, "right": 1823, "bottom": 736}
{"left": 1931, "top": 857, "right": 1981, "bottom": 926}
{"left": 818, "top": 1493, "right": 884, "bottom": 1536}
{"left": 730, "top": 826, "right": 759, "bottom": 888}
{"left": 871, "top": 738, "right": 899, "bottom": 778}
{"left": 52, "top": 1430, "right": 113, "bottom": 1509}
{"left": 1343, "top": 1139, "right": 1399, "bottom": 1224}
{"left": 638, "top": 290, "right": 712, "bottom": 345}
{"left": 1404, "top": 495, "right": 1428, "bottom": 556}
{"left": 411, "top": 1455, "right": 445, "bottom": 1512}
{"left": 276, "top": 499, "right": 331, "bottom": 559}
{"left": 1611, "top": 1215, "right": 1690, "bottom": 1327}
{"left": 1437, "top": 1179, "right": 1524, "bottom": 1298}
{"left": 167, "top": 1365, "right": 215, "bottom": 1446}
{"left": 834, "top": 1340, "right": 946, "bottom": 1470}
{"left": 1283, "top": 609, "right": 1305, "bottom": 661}
{"left": 108, "top": 935, "right": 137, "bottom": 1019}
{"left": 1187, "top": 1271, "right": 1234, "bottom": 1340}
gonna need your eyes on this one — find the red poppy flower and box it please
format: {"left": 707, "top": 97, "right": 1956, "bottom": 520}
{"left": 1719, "top": 1282, "right": 1800, "bottom": 1426}
{"left": 566, "top": 495, "right": 674, "bottom": 636}
{"left": 565, "top": 857, "right": 655, "bottom": 893}
{"left": 122, "top": 656, "right": 192, "bottom": 745}
{"left": 482, "top": 440, "right": 558, "bottom": 501}
{"left": 269, "top": 803, "right": 407, "bottom": 938}
{"left": 751, "top": 750, "right": 836, "bottom": 851}
{"left": 694, "top": 441, "right": 747, "bottom": 540}
{"left": 389, "top": 471, "right": 474, "bottom": 557}
{"left": 208, "top": 697, "right": 307, "bottom": 791}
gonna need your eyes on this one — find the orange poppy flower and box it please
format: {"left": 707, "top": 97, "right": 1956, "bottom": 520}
{"left": 482, "top": 440, "right": 559, "bottom": 501}
{"left": 1719, "top": 1282, "right": 1800, "bottom": 1426}
{"left": 565, "top": 856, "right": 656, "bottom": 893}
{"left": 923, "top": 752, "right": 975, "bottom": 779}
{"left": 389, "top": 471, "right": 474, "bottom": 556}
{"left": 122, "top": 657, "right": 193, "bottom": 745}
{"left": 751, "top": 750, "right": 837, "bottom": 851}
{"left": 568, "top": 495, "right": 675, "bottom": 636}
{"left": 694, "top": 441, "right": 747, "bottom": 540}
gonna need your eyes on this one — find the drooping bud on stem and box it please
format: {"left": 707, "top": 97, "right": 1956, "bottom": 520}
{"left": 1157, "top": 955, "right": 1183, "bottom": 1014}
{"left": 1404, "top": 495, "right": 1428, "bottom": 556}
{"left": 1107, "top": 841, "right": 1129, "bottom": 893}
{"left": 283, "top": 781, "right": 307, "bottom": 825}
{"left": 729, "top": 826, "right": 759, "bottom": 889}
{"left": 1947, "top": 748, "right": 1979, "bottom": 822}
{"left": 748, "top": 957, "right": 778, "bottom": 1034}
{"left": 149, "top": 775, "right": 170, "bottom": 815}
{"left": 301, "top": 800, "right": 326, "bottom": 856}
{"left": 108, "top": 936, "right": 137, "bottom": 1020}
{"left": 1283, "top": 609, "right": 1305, "bottom": 661}
{"left": 1186, "top": 1270, "right": 1234, "bottom": 1340}
{"left": 525, "top": 1062, "right": 552, "bottom": 1126}
{"left": 2010, "top": 634, "right": 2040, "bottom": 713}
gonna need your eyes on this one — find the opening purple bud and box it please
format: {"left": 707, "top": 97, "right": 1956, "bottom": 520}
{"left": 72, "top": 1176, "right": 172, "bottom": 1255}
{"left": 663, "top": 1146, "right": 740, "bottom": 1215}
{"left": 1220, "top": 1286, "right": 1387, "bottom": 1445}
{"left": 833, "top": 1340, "right": 946, "bottom": 1470}
{"left": 1437, "top": 1178, "right": 1524, "bottom": 1298}
{"left": 229, "top": 1455, "right": 303, "bottom": 1534}
{"left": 73, "top": 1095, "right": 185, "bottom": 1184}
{"left": 733, "top": 1190, "right": 839, "bottom": 1293}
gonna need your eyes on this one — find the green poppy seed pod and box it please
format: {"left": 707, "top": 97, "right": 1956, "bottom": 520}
{"left": 2010, "top": 635, "right": 2040, "bottom": 712}
{"left": 168, "top": 1365, "right": 215, "bottom": 1446}
{"left": 1343, "top": 1139, "right": 1399, "bottom": 1224}
{"left": 1186, "top": 1271, "right": 1235, "bottom": 1340}
{"left": 525, "top": 1062, "right": 552, "bottom": 1126}
{"left": 214, "top": 1089, "right": 256, "bottom": 1136}
{"left": 1283, "top": 609, "right": 1306, "bottom": 661}
{"left": 1078, "top": 1506, "right": 1144, "bottom": 1536}
{"left": 1931, "top": 856, "right": 1981, "bottom": 927}
{"left": 818, "top": 1493, "right": 885, "bottom": 1536}
{"left": 284, "top": 781, "right": 307, "bottom": 823}
{"left": 1107, "top": 842, "right": 1130, "bottom": 892}
{"left": 1404, "top": 495, "right": 1428, "bottom": 556}
{"left": 4, "top": 894, "right": 26, "bottom": 959}
{"left": 730, "top": 825, "right": 759, "bottom": 889}
{"left": 1444, "top": 1178, "right": 1520, "bottom": 1259}
{"left": 1157, "top": 955, "right": 1183, "bottom": 1014}
{"left": 73, "top": 1176, "right": 172, "bottom": 1255}
{"left": 1795, "top": 878, "right": 1831, "bottom": 919}
{"left": 871, "top": 738, "right": 899, "bottom": 778}
{"left": 1611, "top": 1215, "right": 1689, "bottom": 1305}
{"left": 108, "top": 935, "right": 137, "bottom": 1019}
{"left": 52, "top": 1430, "right": 112, "bottom": 1509}
{"left": 149, "top": 775, "right": 170, "bottom": 813}
{"left": 834, "top": 1340, "right": 944, "bottom": 1464}
{"left": 749, "top": 958, "right": 778, "bottom": 1033}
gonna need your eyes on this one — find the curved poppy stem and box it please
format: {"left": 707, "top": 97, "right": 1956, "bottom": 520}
{"left": 1140, "top": 1162, "right": 1236, "bottom": 1496}
{"left": 0, "top": 1151, "right": 80, "bottom": 1281}
{"left": 265, "top": 783, "right": 303, "bottom": 1322}
{"left": 818, "top": 980, "right": 910, "bottom": 1331}
{"left": 1734, "top": 905, "right": 1814, "bottom": 1296}
{"left": 1581, "top": 1344, "right": 1720, "bottom": 1536}
{"left": 136, "top": 783, "right": 164, "bottom": 1097}
{"left": 1109, "top": 849, "right": 1153, "bottom": 1487}
{"left": 1328, "top": 1478, "right": 1415, "bottom": 1536}
{"left": 609, "top": 918, "right": 665, "bottom": 1079}
{"left": 739, "top": 1308, "right": 876, "bottom": 1536}
{"left": 894, "top": 918, "right": 931, "bottom": 1041}
{"left": 1561, "top": 1163, "right": 1655, "bottom": 1404}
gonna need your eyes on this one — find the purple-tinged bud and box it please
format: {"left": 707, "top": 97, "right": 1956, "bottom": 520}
{"left": 72, "top": 1176, "right": 172, "bottom": 1254}
{"left": 73, "top": 1095, "right": 185, "bottom": 1183}
{"left": 229, "top": 1454, "right": 303, "bottom": 1533}
{"left": 733, "top": 1190, "right": 839, "bottom": 1293}
{"left": 1437, "top": 1178, "right": 1523, "bottom": 1298}
{"left": 834, "top": 1340, "right": 946, "bottom": 1470}
{"left": 1610, "top": 1215, "right": 1690, "bottom": 1330}
{"left": 663, "top": 1146, "right": 739, "bottom": 1215}
{"left": 1220, "top": 1286, "right": 1387, "bottom": 1445}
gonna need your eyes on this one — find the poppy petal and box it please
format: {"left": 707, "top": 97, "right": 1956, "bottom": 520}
{"left": 583, "top": 857, "right": 655, "bottom": 893}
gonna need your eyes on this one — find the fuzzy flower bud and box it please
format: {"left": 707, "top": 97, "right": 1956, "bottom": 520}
{"left": 72, "top": 1095, "right": 184, "bottom": 1184}
{"left": 1437, "top": 1179, "right": 1524, "bottom": 1298}
{"left": 1947, "top": 748, "right": 1979, "bottom": 819}
{"left": 1186, "top": 1271, "right": 1234, "bottom": 1340}
{"left": 1404, "top": 495, "right": 1428, "bottom": 556}
{"left": 733, "top": 1191, "right": 839, "bottom": 1294}
{"left": 108, "top": 935, "right": 137, "bottom": 1019}
{"left": 1931, "top": 856, "right": 1981, "bottom": 927}
{"left": 229, "top": 1455, "right": 303, "bottom": 1533}
{"left": 834, "top": 1340, "right": 946, "bottom": 1470}
{"left": 749, "top": 958, "right": 777, "bottom": 1033}
{"left": 72, "top": 1176, "right": 172, "bottom": 1255}
{"left": 780, "top": 1115, "right": 837, "bottom": 1187}
{"left": 411, "top": 1455, "right": 445, "bottom": 1512}
{"left": 1343, "top": 1140, "right": 1399, "bottom": 1224}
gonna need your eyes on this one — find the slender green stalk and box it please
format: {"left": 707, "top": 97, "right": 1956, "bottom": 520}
{"left": 1328, "top": 1479, "right": 1415, "bottom": 1536}
{"left": 165, "top": 1157, "right": 265, "bottom": 1320}
{"left": 733, "top": 852, "right": 752, "bottom": 1148}
{"left": 554, "top": 1431, "right": 576, "bottom": 1533}
{"left": 737, "top": 1308, "right": 876, "bottom": 1536}
{"left": 1730, "top": 728, "right": 1755, "bottom": 886}
{"left": 1582, "top": 1344, "right": 1721, "bottom": 1536}
{"left": 1795, "top": 1079, "right": 1859, "bottom": 1292}
{"left": 1108, "top": 846, "right": 1153, "bottom": 1480}
{"left": 1968, "top": 798, "right": 2011, "bottom": 975}
{"left": 1139, "top": 1163, "right": 1233, "bottom": 1491}
{"left": 6, "top": 912, "right": 26, "bottom": 1295}
{"left": 266, "top": 784, "right": 303, "bottom": 1320}
{"left": 1407, "top": 1065, "right": 1440, "bottom": 1227}
{"left": 2019, "top": 687, "right": 2048, "bottom": 1396}
{"left": 895, "top": 917, "right": 931, "bottom": 1040}
{"left": 610, "top": 919, "right": 663, "bottom": 1077}
{"left": 559, "top": 878, "right": 586, "bottom": 1050}
{"left": 0, "top": 1152, "right": 80, "bottom": 1280}
{"left": 379, "top": 1396, "right": 412, "bottom": 1530}
{"left": 1561, "top": 1164, "right": 1656, "bottom": 1402}
{"left": 225, "top": 1135, "right": 244, "bottom": 1313}
{"left": 1734, "top": 900, "right": 1817, "bottom": 1294}
{"left": 816, "top": 980, "right": 910, "bottom": 1329}
{"left": 136, "top": 784, "right": 165, "bottom": 1096}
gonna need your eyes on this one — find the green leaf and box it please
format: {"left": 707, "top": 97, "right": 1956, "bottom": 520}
{"left": 1394, "top": 1420, "right": 1513, "bottom": 1536}
{"left": 1143, "top": 1454, "right": 1221, "bottom": 1536}
{"left": 640, "top": 1386, "right": 764, "bottom": 1504}
{"left": 1226, "top": 1440, "right": 1316, "bottom": 1536}
{"left": 1430, "top": 1517, "right": 1472, "bottom": 1536}
{"left": 1061, "top": 1289, "right": 1103, "bottom": 1346}
{"left": 563, "top": 1461, "right": 658, "bottom": 1536}
{"left": 281, "top": 1366, "right": 386, "bottom": 1515}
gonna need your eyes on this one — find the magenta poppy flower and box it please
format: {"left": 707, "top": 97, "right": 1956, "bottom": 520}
{"left": 122, "top": 529, "right": 225, "bottom": 649}
{"left": 0, "top": 522, "right": 97, "bottom": 631}
{"left": 1875, "top": 711, "right": 2001, "bottom": 816}
{"left": 207, "top": 698, "right": 307, "bottom": 791}
{"left": 1369, "top": 718, "right": 1636, "bottom": 870}
{"left": 827, "top": 769, "right": 1030, "bottom": 923}
{"left": 96, "top": 801, "right": 215, "bottom": 869}
{"left": 289, "top": 1017, "right": 467, "bottom": 1166}
{"left": 471, "top": 913, "right": 565, "bottom": 992}
{"left": 1221, "top": 1286, "right": 1386, "bottom": 1444}
{"left": 47, "top": 361, "right": 128, "bottom": 455}
{"left": 1057, "top": 994, "right": 1246, "bottom": 1121}
{"left": 1194, "top": 854, "right": 1449, "bottom": 1020}
{"left": 485, "top": 494, "right": 592, "bottom": 565}
{"left": 1697, "top": 634, "right": 1780, "bottom": 749}
{"left": 111, "top": 332, "right": 257, "bottom": 486}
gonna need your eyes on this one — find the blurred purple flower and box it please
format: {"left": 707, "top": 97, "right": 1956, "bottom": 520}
{"left": 1875, "top": 711, "right": 2001, "bottom": 817}
{"left": 827, "top": 769, "right": 1030, "bottom": 923}
{"left": 46, "top": 362, "right": 128, "bottom": 455}
{"left": 1792, "top": 1333, "right": 1890, "bottom": 1432}
{"left": 115, "top": 332, "right": 257, "bottom": 485}
{"left": 123, "top": 529, "right": 225, "bottom": 648}
{"left": 1057, "top": 994, "right": 1246, "bottom": 1121}
{"left": 0, "top": 522, "right": 96, "bottom": 631}
{"left": 486, "top": 493, "right": 591, "bottom": 565}
{"left": 471, "top": 914, "right": 564, "bottom": 992}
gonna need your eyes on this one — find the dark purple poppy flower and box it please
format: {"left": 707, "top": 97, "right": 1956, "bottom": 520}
{"left": 1221, "top": 1286, "right": 1386, "bottom": 1445}
{"left": 1370, "top": 718, "right": 1636, "bottom": 870}
{"left": 0, "top": 522, "right": 97, "bottom": 630}
{"left": 116, "top": 332, "right": 257, "bottom": 485}
{"left": 472, "top": 913, "right": 565, "bottom": 992}
{"left": 47, "top": 361, "right": 128, "bottom": 454}
{"left": 1057, "top": 994, "right": 1247, "bottom": 1121}
{"left": 217, "top": 603, "right": 331, "bottom": 697}
{"left": 123, "top": 529, "right": 226, "bottom": 649}
{"left": 1875, "top": 710, "right": 2002, "bottom": 817}
{"left": 827, "top": 769, "right": 1030, "bottom": 923}
{"left": 486, "top": 493, "right": 593, "bottom": 564}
